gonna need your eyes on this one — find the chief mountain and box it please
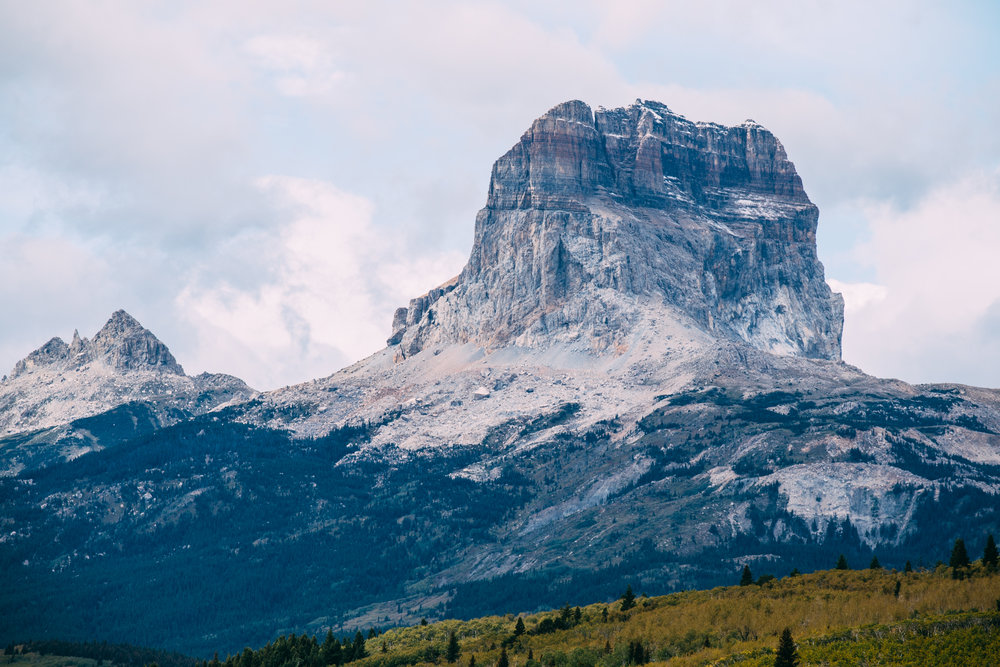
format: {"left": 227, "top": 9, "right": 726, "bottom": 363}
{"left": 2, "top": 100, "right": 999, "bottom": 657}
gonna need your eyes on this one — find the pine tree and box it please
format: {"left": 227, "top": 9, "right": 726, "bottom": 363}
{"left": 740, "top": 565, "right": 753, "bottom": 586}
{"left": 774, "top": 628, "right": 799, "bottom": 667}
{"left": 352, "top": 632, "right": 367, "bottom": 661}
{"left": 904, "top": 560, "right": 913, "bottom": 573}
{"left": 601, "top": 607, "right": 608, "bottom": 622}
{"left": 983, "top": 534, "right": 998, "bottom": 570}
{"left": 626, "top": 641, "right": 646, "bottom": 665}
{"left": 620, "top": 585, "right": 636, "bottom": 612}
{"left": 558, "top": 604, "right": 572, "bottom": 628}
{"left": 950, "top": 538, "right": 971, "bottom": 569}
{"left": 835, "top": 554, "right": 849, "bottom": 570}
{"left": 869, "top": 556, "right": 881, "bottom": 569}
{"left": 446, "top": 632, "right": 460, "bottom": 664}
{"left": 894, "top": 580, "right": 901, "bottom": 598}
{"left": 468, "top": 656, "right": 476, "bottom": 667}
{"left": 496, "top": 647, "right": 508, "bottom": 667}
{"left": 514, "top": 617, "right": 525, "bottom": 636}
{"left": 527, "top": 649, "right": 533, "bottom": 662}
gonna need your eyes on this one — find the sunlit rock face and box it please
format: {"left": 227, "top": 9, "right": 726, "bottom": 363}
{"left": 389, "top": 99, "right": 844, "bottom": 362}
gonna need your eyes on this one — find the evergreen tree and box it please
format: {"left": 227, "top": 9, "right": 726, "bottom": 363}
{"left": 983, "top": 534, "right": 998, "bottom": 570}
{"left": 446, "top": 632, "right": 460, "bottom": 664}
{"left": 527, "top": 649, "right": 533, "bottom": 661}
{"left": 513, "top": 617, "right": 525, "bottom": 636}
{"left": 468, "top": 656, "right": 476, "bottom": 667}
{"left": 740, "top": 565, "right": 753, "bottom": 586}
{"left": 627, "top": 641, "right": 648, "bottom": 665}
{"left": 601, "top": 607, "right": 609, "bottom": 622}
{"left": 352, "top": 632, "right": 367, "bottom": 661}
{"left": 558, "top": 604, "right": 572, "bottom": 628}
{"left": 894, "top": 580, "right": 901, "bottom": 598}
{"left": 789, "top": 568, "right": 800, "bottom": 577}
{"left": 835, "top": 554, "right": 849, "bottom": 570}
{"left": 620, "top": 585, "right": 636, "bottom": 612}
{"left": 320, "top": 632, "right": 340, "bottom": 666}
{"left": 869, "top": 556, "right": 881, "bottom": 569}
{"left": 774, "top": 628, "right": 799, "bottom": 667}
{"left": 950, "top": 538, "right": 971, "bottom": 569}
{"left": 904, "top": 561, "right": 913, "bottom": 573}
{"left": 573, "top": 607, "right": 582, "bottom": 623}
{"left": 496, "top": 647, "right": 508, "bottom": 667}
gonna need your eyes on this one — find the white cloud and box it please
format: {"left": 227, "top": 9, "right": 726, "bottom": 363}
{"left": 177, "top": 176, "right": 465, "bottom": 389}
{"left": 245, "top": 35, "right": 347, "bottom": 99}
{"left": 832, "top": 168, "right": 1000, "bottom": 386}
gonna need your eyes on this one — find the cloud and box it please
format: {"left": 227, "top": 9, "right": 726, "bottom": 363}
{"left": 245, "top": 34, "right": 348, "bottom": 99}
{"left": 177, "top": 176, "right": 465, "bottom": 389}
{"left": 832, "top": 168, "right": 1000, "bottom": 386}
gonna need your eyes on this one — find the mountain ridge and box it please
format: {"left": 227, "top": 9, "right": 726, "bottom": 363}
{"left": 0, "top": 310, "right": 254, "bottom": 449}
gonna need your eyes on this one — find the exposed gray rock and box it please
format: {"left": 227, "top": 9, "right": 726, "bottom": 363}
{"left": 89, "top": 309, "right": 184, "bottom": 373}
{"left": 389, "top": 99, "right": 843, "bottom": 361}
{"left": 0, "top": 310, "right": 254, "bottom": 439}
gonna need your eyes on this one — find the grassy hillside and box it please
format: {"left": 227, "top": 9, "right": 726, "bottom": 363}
{"left": 7, "top": 564, "right": 999, "bottom": 666}
{"left": 347, "top": 564, "right": 1000, "bottom": 666}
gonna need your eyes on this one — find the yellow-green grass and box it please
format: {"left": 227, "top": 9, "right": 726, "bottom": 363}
{"left": 361, "top": 565, "right": 1000, "bottom": 666}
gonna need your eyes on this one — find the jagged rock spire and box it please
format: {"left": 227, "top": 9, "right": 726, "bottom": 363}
{"left": 9, "top": 310, "right": 184, "bottom": 378}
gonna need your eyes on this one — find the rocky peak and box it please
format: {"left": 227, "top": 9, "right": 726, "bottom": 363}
{"left": 8, "top": 310, "right": 184, "bottom": 379}
{"left": 12, "top": 337, "right": 70, "bottom": 377}
{"left": 388, "top": 99, "right": 843, "bottom": 362}
{"left": 1, "top": 311, "right": 254, "bottom": 438}
{"left": 90, "top": 310, "right": 184, "bottom": 374}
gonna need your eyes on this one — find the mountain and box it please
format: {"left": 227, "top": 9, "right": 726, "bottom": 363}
{"left": 2, "top": 100, "right": 999, "bottom": 656}
{"left": 388, "top": 99, "right": 842, "bottom": 361}
{"left": 0, "top": 310, "right": 255, "bottom": 473}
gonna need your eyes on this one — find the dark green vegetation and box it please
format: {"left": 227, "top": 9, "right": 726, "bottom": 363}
{"left": 4, "top": 382, "right": 1000, "bottom": 656}
{"left": 3, "top": 639, "right": 195, "bottom": 667}
{"left": 0, "top": 413, "right": 528, "bottom": 656}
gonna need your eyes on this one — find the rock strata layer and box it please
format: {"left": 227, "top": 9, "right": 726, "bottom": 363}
{"left": 388, "top": 99, "right": 843, "bottom": 361}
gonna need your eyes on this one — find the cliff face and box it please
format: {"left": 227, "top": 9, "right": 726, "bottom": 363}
{"left": 389, "top": 99, "right": 843, "bottom": 361}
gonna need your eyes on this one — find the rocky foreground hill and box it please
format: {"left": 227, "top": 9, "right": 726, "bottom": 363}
{"left": 1, "top": 100, "right": 999, "bottom": 656}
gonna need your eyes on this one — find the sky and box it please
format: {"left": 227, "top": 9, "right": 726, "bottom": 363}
{"left": 1, "top": 1, "right": 999, "bottom": 390}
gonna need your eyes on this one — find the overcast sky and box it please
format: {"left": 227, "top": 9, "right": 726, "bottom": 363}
{"left": 1, "top": 1, "right": 999, "bottom": 390}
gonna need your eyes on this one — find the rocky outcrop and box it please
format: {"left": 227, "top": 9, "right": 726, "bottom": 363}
{"left": 0, "top": 310, "right": 253, "bottom": 438}
{"left": 12, "top": 310, "right": 184, "bottom": 379}
{"left": 388, "top": 99, "right": 843, "bottom": 361}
